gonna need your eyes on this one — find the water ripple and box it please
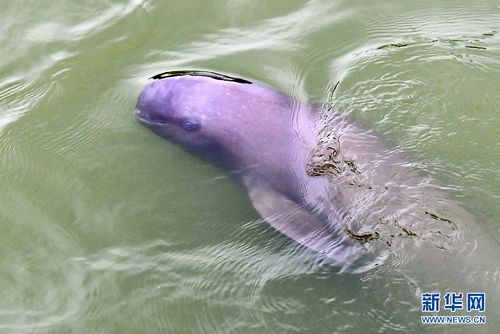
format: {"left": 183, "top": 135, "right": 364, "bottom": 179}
{"left": 0, "top": 191, "right": 85, "bottom": 333}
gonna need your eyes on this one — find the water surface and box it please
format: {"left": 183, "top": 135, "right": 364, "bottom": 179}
{"left": 1, "top": 0, "right": 499, "bottom": 333}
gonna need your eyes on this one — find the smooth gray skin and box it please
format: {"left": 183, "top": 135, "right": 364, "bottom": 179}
{"left": 135, "top": 72, "right": 500, "bottom": 281}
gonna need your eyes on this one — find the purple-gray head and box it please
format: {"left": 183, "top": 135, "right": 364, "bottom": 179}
{"left": 135, "top": 70, "right": 305, "bottom": 170}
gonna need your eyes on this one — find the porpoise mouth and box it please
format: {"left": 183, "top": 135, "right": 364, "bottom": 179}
{"left": 134, "top": 109, "right": 169, "bottom": 126}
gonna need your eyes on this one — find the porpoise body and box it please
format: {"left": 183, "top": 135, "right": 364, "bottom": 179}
{"left": 135, "top": 70, "right": 499, "bottom": 277}
{"left": 136, "top": 71, "right": 381, "bottom": 268}
{"left": 135, "top": 71, "right": 500, "bottom": 331}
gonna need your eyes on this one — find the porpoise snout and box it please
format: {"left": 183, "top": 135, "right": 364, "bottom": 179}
{"left": 135, "top": 80, "right": 172, "bottom": 125}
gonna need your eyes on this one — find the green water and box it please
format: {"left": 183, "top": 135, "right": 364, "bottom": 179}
{"left": 1, "top": 1, "right": 499, "bottom": 333}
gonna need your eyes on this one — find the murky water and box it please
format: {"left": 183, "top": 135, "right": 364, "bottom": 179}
{"left": 1, "top": 1, "right": 499, "bottom": 333}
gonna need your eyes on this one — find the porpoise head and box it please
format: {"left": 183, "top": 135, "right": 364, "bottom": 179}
{"left": 135, "top": 70, "right": 304, "bottom": 171}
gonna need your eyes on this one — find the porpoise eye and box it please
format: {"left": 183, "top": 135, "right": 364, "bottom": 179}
{"left": 182, "top": 119, "right": 200, "bottom": 131}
